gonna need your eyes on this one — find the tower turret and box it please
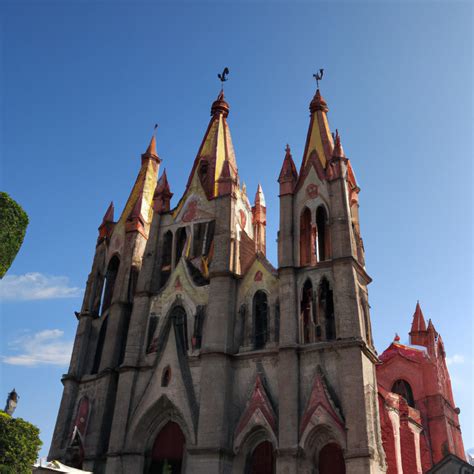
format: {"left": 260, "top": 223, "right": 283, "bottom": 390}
{"left": 409, "top": 301, "right": 428, "bottom": 346}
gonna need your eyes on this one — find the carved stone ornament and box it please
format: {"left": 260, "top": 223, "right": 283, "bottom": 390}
{"left": 306, "top": 183, "right": 319, "bottom": 199}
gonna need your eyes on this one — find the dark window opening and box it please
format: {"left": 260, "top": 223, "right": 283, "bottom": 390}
{"left": 91, "top": 317, "right": 108, "bottom": 374}
{"left": 203, "top": 220, "right": 215, "bottom": 257}
{"left": 100, "top": 256, "right": 120, "bottom": 315}
{"left": 247, "top": 441, "right": 275, "bottom": 474}
{"left": 392, "top": 379, "right": 415, "bottom": 408}
{"left": 148, "top": 421, "right": 185, "bottom": 474}
{"left": 159, "top": 231, "right": 173, "bottom": 290}
{"left": 300, "top": 207, "right": 312, "bottom": 266}
{"left": 319, "top": 279, "right": 335, "bottom": 341}
{"left": 316, "top": 206, "right": 328, "bottom": 262}
{"left": 301, "top": 280, "right": 316, "bottom": 344}
{"left": 161, "top": 366, "right": 171, "bottom": 387}
{"left": 192, "top": 306, "right": 206, "bottom": 350}
{"left": 175, "top": 228, "right": 187, "bottom": 264}
{"left": 253, "top": 291, "right": 268, "bottom": 350}
{"left": 172, "top": 306, "right": 188, "bottom": 353}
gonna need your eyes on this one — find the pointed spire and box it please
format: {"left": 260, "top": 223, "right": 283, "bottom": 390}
{"left": 300, "top": 89, "right": 333, "bottom": 174}
{"left": 98, "top": 201, "right": 115, "bottom": 243}
{"left": 102, "top": 202, "right": 114, "bottom": 224}
{"left": 142, "top": 125, "right": 160, "bottom": 162}
{"left": 278, "top": 144, "right": 298, "bottom": 195}
{"left": 252, "top": 184, "right": 267, "bottom": 254}
{"left": 153, "top": 169, "right": 173, "bottom": 213}
{"left": 332, "top": 129, "right": 346, "bottom": 158}
{"left": 411, "top": 301, "right": 427, "bottom": 332}
{"left": 186, "top": 91, "right": 238, "bottom": 199}
{"left": 255, "top": 183, "right": 266, "bottom": 207}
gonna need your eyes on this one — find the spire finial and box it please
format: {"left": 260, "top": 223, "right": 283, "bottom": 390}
{"left": 145, "top": 124, "right": 158, "bottom": 157}
{"left": 394, "top": 333, "right": 400, "bottom": 342}
{"left": 217, "top": 67, "right": 230, "bottom": 91}
{"left": 312, "top": 68, "right": 324, "bottom": 89}
{"left": 285, "top": 143, "right": 291, "bottom": 154}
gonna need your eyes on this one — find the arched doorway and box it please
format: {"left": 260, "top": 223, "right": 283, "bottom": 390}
{"left": 148, "top": 421, "right": 185, "bottom": 473}
{"left": 319, "top": 442, "right": 345, "bottom": 474}
{"left": 248, "top": 440, "right": 275, "bottom": 474}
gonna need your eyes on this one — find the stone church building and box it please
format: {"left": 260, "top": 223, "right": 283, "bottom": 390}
{"left": 49, "top": 85, "right": 469, "bottom": 473}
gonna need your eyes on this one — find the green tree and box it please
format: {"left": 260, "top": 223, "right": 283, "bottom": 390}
{"left": 0, "top": 411, "right": 42, "bottom": 473}
{"left": 0, "top": 192, "right": 29, "bottom": 279}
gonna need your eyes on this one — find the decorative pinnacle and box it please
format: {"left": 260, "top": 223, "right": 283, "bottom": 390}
{"left": 285, "top": 144, "right": 291, "bottom": 155}
{"left": 394, "top": 333, "right": 400, "bottom": 342}
{"left": 332, "top": 129, "right": 345, "bottom": 158}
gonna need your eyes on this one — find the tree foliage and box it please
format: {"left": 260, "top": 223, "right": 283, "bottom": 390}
{"left": 0, "top": 192, "right": 29, "bottom": 278}
{"left": 0, "top": 411, "right": 42, "bottom": 473}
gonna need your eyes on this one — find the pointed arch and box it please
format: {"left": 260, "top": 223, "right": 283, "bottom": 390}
{"left": 392, "top": 379, "right": 415, "bottom": 408}
{"left": 300, "top": 207, "right": 313, "bottom": 266}
{"left": 253, "top": 291, "right": 268, "bottom": 350}
{"left": 126, "top": 394, "right": 192, "bottom": 456}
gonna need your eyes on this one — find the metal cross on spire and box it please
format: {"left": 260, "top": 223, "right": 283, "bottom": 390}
{"left": 217, "top": 67, "right": 230, "bottom": 91}
{"left": 313, "top": 68, "right": 324, "bottom": 89}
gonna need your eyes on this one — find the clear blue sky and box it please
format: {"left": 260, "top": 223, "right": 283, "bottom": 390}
{"left": 1, "top": 0, "right": 472, "bottom": 459}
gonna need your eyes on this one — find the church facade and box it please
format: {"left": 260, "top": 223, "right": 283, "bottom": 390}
{"left": 49, "top": 85, "right": 468, "bottom": 474}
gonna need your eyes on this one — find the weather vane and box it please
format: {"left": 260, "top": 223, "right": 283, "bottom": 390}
{"left": 313, "top": 68, "right": 324, "bottom": 89}
{"left": 217, "top": 67, "right": 230, "bottom": 90}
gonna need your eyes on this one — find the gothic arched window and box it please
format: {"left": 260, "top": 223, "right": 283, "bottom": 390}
{"left": 300, "top": 279, "right": 317, "bottom": 343}
{"left": 392, "top": 379, "right": 415, "bottom": 408}
{"left": 300, "top": 207, "right": 313, "bottom": 266}
{"left": 100, "top": 255, "right": 120, "bottom": 315}
{"left": 319, "top": 278, "right": 335, "bottom": 341}
{"left": 253, "top": 291, "right": 268, "bottom": 350}
{"left": 316, "top": 205, "right": 328, "bottom": 262}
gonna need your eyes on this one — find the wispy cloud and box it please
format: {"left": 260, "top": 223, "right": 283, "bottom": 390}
{"left": 0, "top": 273, "right": 82, "bottom": 301}
{"left": 446, "top": 354, "right": 465, "bottom": 366}
{"left": 2, "top": 329, "right": 73, "bottom": 367}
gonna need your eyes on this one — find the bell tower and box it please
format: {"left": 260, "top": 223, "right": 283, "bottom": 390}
{"left": 277, "top": 86, "right": 385, "bottom": 473}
